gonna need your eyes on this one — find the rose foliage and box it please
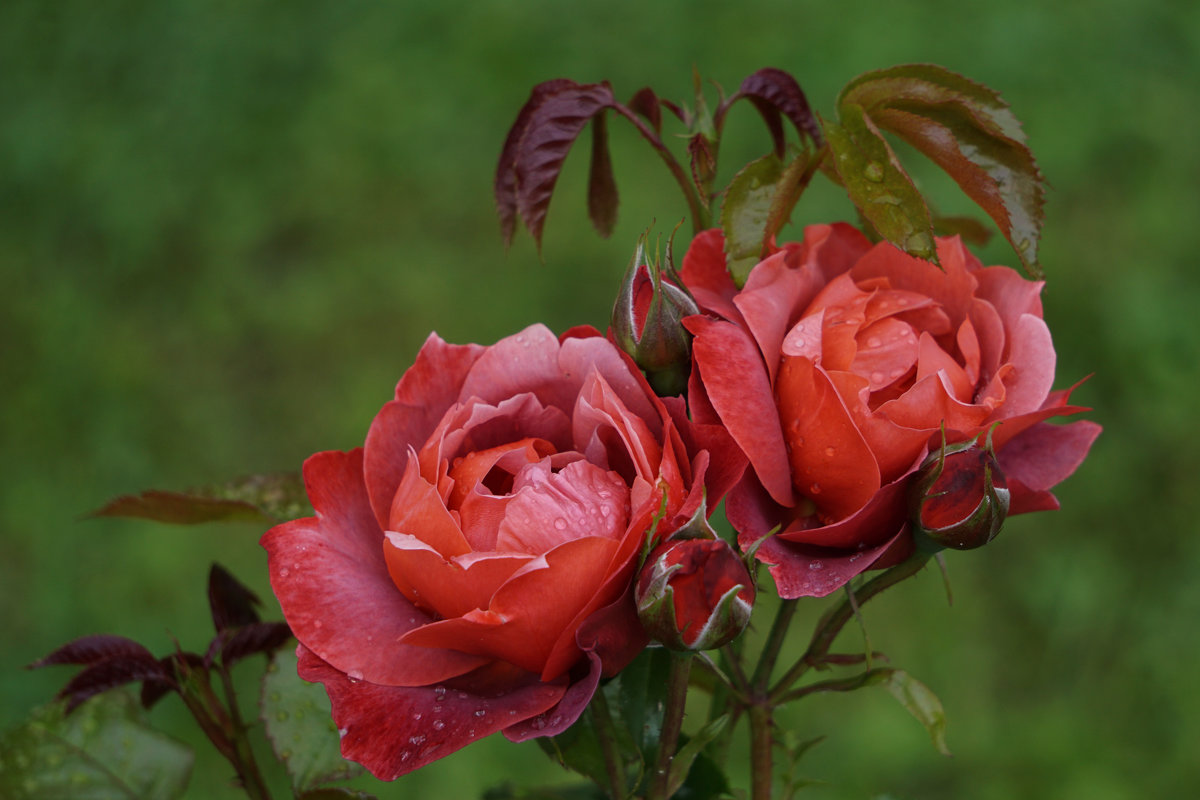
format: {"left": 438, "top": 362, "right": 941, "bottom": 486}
{"left": 262, "top": 324, "right": 742, "bottom": 779}
{"left": 682, "top": 224, "right": 1102, "bottom": 597}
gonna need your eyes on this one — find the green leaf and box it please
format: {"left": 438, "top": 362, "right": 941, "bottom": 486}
{"left": 0, "top": 691, "right": 192, "bottom": 800}
{"left": 839, "top": 63, "right": 1045, "bottom": 277}
{"left": 672, "top": 750, "right": 733, "bottom": 800}
{"left": 260, "top": 650, "right": 363, "bottom": 792}
{"left": 822, "top": 105, "right": 937, "bottom": 263}
{"left": 666, "top": 715, "right": 729, "bottom": 797}
{"left": 90, "top": 471, "right": 310, "bottom": 526}
{"left": 720, "top": 152, "right": 786, "bottom": 285}
{"left": 880, "top": 670, "right": 951, "bottom": 756}
{"left": 614, "top": 647, "right": 673, "bottom": 761}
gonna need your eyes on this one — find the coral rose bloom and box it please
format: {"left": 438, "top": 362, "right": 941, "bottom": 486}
{"left": 682, "top": 225, "right": 1100, "bottom": 597}
{"left": 262, "top": 324, "right": 740, "bottom": 779}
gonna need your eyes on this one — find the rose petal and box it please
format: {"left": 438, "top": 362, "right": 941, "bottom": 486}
{"left": 998, "top": 419, "right": 1102, "bottom": 493}
{"left": 735, "top": 249, "right": 821, "bottom": 383}
{"left": 363, "top": 334, "right": 484, "bottom": 529}
{"left": 687, "top": 315, "right": 795, "bottom": 507}
{"left": 400, "top": 536, "right": 621, "bottom": 679}
{"left": 680, "top": 228, "right": 741, "bottom": 320}
{"left": 988, "top": 313, "right": 1056, "bottom": 420}
{"left": 751, "top": 525, "right": 907, "bottom": 598}
{"left": 776, "top": 356, "right": 881, "bottom": 521}
{"left": 262, "top": 450, "right": 487, "bottom": 686}
{"left": 496, "top": 460, "right": 628, "bottom": 553}
{"left": 297, "top": 644, "right": 565, "bottom": 781}
{"left": 383, "top": 534, "right": 533, "bottom": 619}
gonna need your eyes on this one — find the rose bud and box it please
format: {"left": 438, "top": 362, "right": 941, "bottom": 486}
{"left": 611, "top": 237, "right": 699, "bottom": 397}
{"left": 635, "top": 537, "right": 755, "bottom": 651}
{"left": 909, "top": 438, "right": 1011, "bottom": 552}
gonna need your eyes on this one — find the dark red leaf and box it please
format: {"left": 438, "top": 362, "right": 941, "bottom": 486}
{"left": 59, "top": 655, "right": 170, "bottom": 713}
{"left": 89, "top": 489, "right": 272, "bottom": 525}
{"left": 139, "top": 675, "right": 176, "bottom": 709}
{"left": 494, "top": 79, "right": 579, "bottom": 247}
{"left": 216, "top": 622, "right": 293, "bottom": 668}
{"left": 628, "top": 87, "right": 663, "bottom": 135}
{"left": 28, "top": 635, "right": 154, "bottom": 669}
{"left": 586, "top": 112, "right": 618, "bottom": 237}
{"left": 207, "top": 562, "right": 261, "bottom": 634}
{"left": 687, "top": 133, "right": 716, "bottom": 203}
{"left": 513, "top": 82, "right": 616, "bottom": 250}
{"left": 719, "top": 68, "right": 822, "bottom": 156}
{"left": 660, "top": 97, "right": 688, "bottom": 124}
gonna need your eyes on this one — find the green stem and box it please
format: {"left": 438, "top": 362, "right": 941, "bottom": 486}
{"left": 648, "top": 654, "right": 694, "bottom": 800}
{"left": 769, "top": 553, "right": 931, "bottom": 703}
{"left": 751, "top": 598, "right": 798, "bottom": 691}
{"left": 588, "top": 689, "right": 627, "bottom": 800}
{"left": 217, "top": 665, "right": 272, "bottom": 800}
{"left": 774, "top": 668, "right": 893, "bottom": 705}
{"left": 748, "top": 703, "right": 774, "bottom": 800}
{"left": 612, "top": 106, "right": 711, "bottom": 233}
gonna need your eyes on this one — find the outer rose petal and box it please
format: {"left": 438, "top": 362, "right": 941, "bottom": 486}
{"left": 680, "top": 228, "right": 740, "bottom": 320}
{"left": 364, "top": 334, "right": 485, "bottom": 529}
{"left": 687, "top": 315, "right": 794, "bottom": 507}
{"left": 297, "top": 644, "right": 566, "bottom": 781}
{"left": 262, "top": 450, "right": 488, "bottom": 686}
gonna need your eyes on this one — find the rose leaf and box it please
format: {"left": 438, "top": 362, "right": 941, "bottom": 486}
{"left": 0, "top": 690, "right": 193, "bottom": 800}
{"left": 261, "top": 649, "right": 363, "bottom": 792}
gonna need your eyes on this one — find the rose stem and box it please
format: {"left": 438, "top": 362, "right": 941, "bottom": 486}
{"left": 648, "top": 653, "right": 694, "bottom": 800}
{"left": 743, "top": 597, "right": 798, "bottom": 800}
{"left": 216, "top": 664, "right": 273, "bottom": 800}
{"left": 748, "top": 702, "right": 774, "bottom": 800}
{"left": 588, "top": 688, "right": 628, "bottom": 800}
{"left": 611, "top": 106, "right": 711, "bottom": 233}
{"left": 769, "top": 552, "right": 932, "bottom": 703}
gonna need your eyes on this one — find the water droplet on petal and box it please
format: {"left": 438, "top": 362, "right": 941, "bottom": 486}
{"left": 347, "top": 669, "right": 363, "bottom": 682}
{"left": 866, "top": 336, "right": 882, "bottom": 349}
{"left": 413, "top": 712, "right": 422, "bottom": 721}
{"left": 809, "top": 560, "right": 825, "bottom": 570}
{"left": 870, "top": 371, "right": 885, "bottom": 385}
{"left": 825, "top": 446, "right": 836, "bottom": 457}
{"left": 474, "top": 709, "right": 487, "bottom": 717}
{"left": 409, "top": 735, "right": 426, "bottom": 746}
{"left": 433, "top": 686, "right": 446, "bottom": 700}
{"left": 399, "top": 750, "right": 411, "bottom": 762}
{"left": 809, "top": 483, "right": 822, "bottom": 495}
{"left": 279, "top": 568, "right": 290, "bottom": 578}
{"left": 553, "top": 517, "right": 567, "bottom": 531}
{"left": 432, "top": 719, "right": 445, "bottom": 731}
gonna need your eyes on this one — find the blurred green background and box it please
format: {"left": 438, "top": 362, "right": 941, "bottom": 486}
{"left": 3, "top": 0, "right": 1197, "bottom": 797}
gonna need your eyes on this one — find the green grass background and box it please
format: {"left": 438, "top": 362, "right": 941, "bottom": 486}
{"left": 3, "top": 0, "right": 1197, "bottom": 797}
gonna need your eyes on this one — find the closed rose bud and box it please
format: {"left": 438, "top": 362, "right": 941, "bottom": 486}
{"left": 635, "top": 538, "right": 755, "bottom": 651}
{"left": 910, "top": 439, "right": 1011, "bottom": 552}
{"left": 612, "top": 238, "right": 699, "bottom": 397}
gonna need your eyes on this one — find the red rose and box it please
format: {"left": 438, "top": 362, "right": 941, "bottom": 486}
{"left": 262, "top": 324, "right": 741, "bottom": 779}
{"left": 682, "top": 225, "right": 1100, "bottom": 597}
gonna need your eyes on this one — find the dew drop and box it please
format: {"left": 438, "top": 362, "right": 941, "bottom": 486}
{"left": 809, "top": 483, "right": 822, "bottom": 495}
{"left": 280, "top": 748, "right": 293, "bottom": 760}
{"left": 474, "top": 709, "right": 487, "bottom": 717}
{"left": 809, "top": 560, "right": 825, "bottom": 570}
{"left": 275, "top": 711, "right": 289, "bottom": 722}
{"left": 313, "top": 620, "right": 323, "bottom": 629}
{"left": 864, "top": 161, "right": 885, "bottom": 182}
{"left": 866, "top": 336, "right": 882, "bottom": 349}
{"left": 409, "top": 735, "right": 426, "bottom": 746}
{"left": 413, "top": 712, "right": 422, "bottom": 721}
{"left": 824, "top": 446, "right": 836, "bottom": 457}
{"left": 870, "top": 371, "right": 885, "bottom": 385}
{"left": 279, "top": 568, "right": 290, "bottom": 578}
{"left": 338, "top": 727, "right": 349, "bottom": 739}
{"left": 433, "top": 685, "right": 447, "bottom": 700}
{"left": 399, "top": 750, "right": 411, "bottom": 763}
{"left": 550, "top": 715, "right": 564, "bottom": 726}
{"left": 347, "top": 669, "right": 364, "bottom": 682}
{"left": 896, "top": 297, "right": 909, "bottom": 307}
{"left": 553, "top": 517, "right": 568, "bottom": 531}
{"left": 432, "top": 719, "right": 445, "bottom": 731}
{"left": 890, "top": 367, "right": 906, "bottom": 379}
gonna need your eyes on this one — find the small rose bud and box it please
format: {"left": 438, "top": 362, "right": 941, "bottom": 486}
{"left": 612, "top": 238, "right": 699, "bottom": 397}
{"left": 635, "top": 538, "right": 755, "bottom": 651}
{"left": 910, "top": 439, "right": 1011, "bottom": 552}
